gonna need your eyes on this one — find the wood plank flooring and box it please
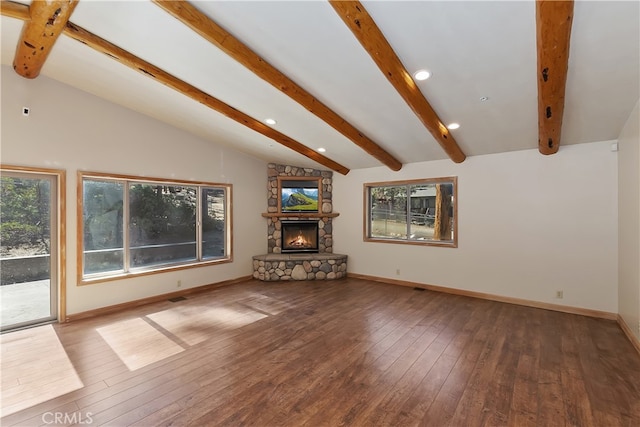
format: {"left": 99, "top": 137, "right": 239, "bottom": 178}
{"left": 1, "top": 278, "right": 639, "bottom": 426}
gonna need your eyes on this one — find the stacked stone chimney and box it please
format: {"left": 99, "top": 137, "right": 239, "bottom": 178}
{"left": 266, "top": 163, "right": 334, "bottom": 254}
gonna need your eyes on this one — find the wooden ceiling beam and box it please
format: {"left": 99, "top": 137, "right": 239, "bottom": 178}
{"left": 61, "top": 22, "right": 350, "bottom": 175}
{"left": 13, "top": 0, "right": 78, "bottom": 79}
{"left": 0, "top": 0, "right": 29, "bottom": 20}
{"left": 329, "top": 0, "right": 466, "bottom": 164}
{"left": 1, "top": 1, "right": 349, "bottom": 174}
{"left": 152, "top": 0, "right": 402, "bottom": 171}
{"left": 536, "top": 0, "right": 574, "bottom": 155}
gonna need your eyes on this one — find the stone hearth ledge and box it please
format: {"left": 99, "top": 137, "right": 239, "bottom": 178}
{"left": 252, "top": 253, "right": 347, "bottom": 281}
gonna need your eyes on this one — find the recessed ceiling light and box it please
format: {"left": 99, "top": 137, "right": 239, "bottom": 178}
{"left": 447, "top": 123, "right": 460, "bottom": 130}
{"left": 265, "top": 118, "right": 277, "bottom": 125}
{"left": 413, "top": 69, "right": 431, "bottom": 81}
{"left": 317, "top": 147, "right": 326, "bottom": 153}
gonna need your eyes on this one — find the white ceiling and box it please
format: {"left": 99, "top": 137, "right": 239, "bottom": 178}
{"left": 1, "top": 0, "right": 639, "bottom": 173}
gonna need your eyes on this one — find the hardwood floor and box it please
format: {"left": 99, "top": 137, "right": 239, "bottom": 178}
{"left": 1, "top": 278, "right": 639, "bottom": 426}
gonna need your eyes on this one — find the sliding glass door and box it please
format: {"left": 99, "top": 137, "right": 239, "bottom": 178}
{"left": 1, "top": 169, "right": 61, "bottom": 332}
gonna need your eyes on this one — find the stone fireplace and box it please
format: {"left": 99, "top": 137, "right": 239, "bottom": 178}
{"left": 253, "top": 163, "right": 347, "bottom": 281}
{"left": 281, "top": 220, "right": 319, "bottom": 253}
{"left": 265, "top": 164, "right": 334, "bottom": 254}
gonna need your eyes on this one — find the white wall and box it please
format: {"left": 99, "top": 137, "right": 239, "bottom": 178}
{"left": 334, "top": 141, "right": 619, "bottom": 313}
{"left": 0, "top": 64, "right": 628, "bottom": 318}
{"left": 1, "top": 67, "right": 267, "bottom": 315}
{"left": 618, "top": 100, "right": 640, "bottom": 339}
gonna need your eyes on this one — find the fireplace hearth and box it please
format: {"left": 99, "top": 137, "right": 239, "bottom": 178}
{"left": 281, "top": 220, "right": 319, "bottom": 253}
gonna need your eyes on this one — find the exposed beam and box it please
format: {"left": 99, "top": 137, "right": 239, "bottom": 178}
{"left": 152, "top": 0, "right": 402, "bottom": 172}
{"left": 62, "top": 22, "right": 350, "bottom": 175}
{"left": 13, "top": 0, "right": 78, "bottom": 79}
{"left": 0, "top": 0, "right": 29, "bottom": 20}
{"left": 536, "top": 0, "right": 574, "bottom": 155}
{"left": 329, "top": 0, "right": 466, "bottom": 164}
{"left": 1, "top": 3, "right": 350, "bottom": 174}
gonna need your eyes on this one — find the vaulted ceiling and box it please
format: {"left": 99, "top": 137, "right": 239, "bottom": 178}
{"left": 1, "top": 0, "right": 638, "bottom": 174}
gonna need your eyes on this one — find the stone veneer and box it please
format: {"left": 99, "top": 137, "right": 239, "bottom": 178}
{"left": 252, "top": 253, "right": 347, "bottom": 281}
{"left": 267, "top": 163, "right": 334, "bottom": 254}
{"left": 254, "top": 163, "right": 347, "bottom": 281}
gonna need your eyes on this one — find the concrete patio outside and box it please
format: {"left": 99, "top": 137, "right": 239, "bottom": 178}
{"left": 0, "top": 280, "right": 52, "bottom": 330}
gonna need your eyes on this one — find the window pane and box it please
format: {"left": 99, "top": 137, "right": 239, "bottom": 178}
{"left": 369, "top": 186, "right": 407, "bottom": 239}
{"left": 83, "top": 180, "right": 124, "bottom": 275}
{"left": 1, "top": 177, "right": 51, "bottom": 256}
{"left": 202, "top": 187, "right": 226, "bottom": 259}
{"left": 408, "top": 184, "right": 436, "bottom": 241}
{"left": 80, "top": 174, "right": 232, "bottom": 282}
{"left": 0, "top": 177, "right": 52, "bottom": 321}
{"left": 129, "top": 183, "right": 196, "bottom": 268}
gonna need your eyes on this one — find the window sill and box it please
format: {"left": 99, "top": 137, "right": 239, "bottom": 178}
{"left": 364, "top": 237, "right": 457, "bottom": 248}
{"left": 78, "top": 256, "right": 232, "bottom": 286}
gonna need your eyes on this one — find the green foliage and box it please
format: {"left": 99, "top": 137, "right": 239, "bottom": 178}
{"left": 282, "top": 192, "right": 318, "bottom": 211}
{"left": 1, "top": 222, "right": 41, "bottom": 244}
{"left": 129, "top": 184, "right": 196, "bottom": 244}
{"left": 0, "top": 177, "right": 50, "bottom": 248}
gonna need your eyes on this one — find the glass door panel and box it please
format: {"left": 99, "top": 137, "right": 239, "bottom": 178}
{"left": 0, "top": 173, "right": 57, "bottom": 331}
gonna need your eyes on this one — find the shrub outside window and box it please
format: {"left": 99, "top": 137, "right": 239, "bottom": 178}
{"left": 365, "top": 177, "right": 457, "bottom": 247}
{"left": 79, "top": 172, "right": 231, "bottom": 283}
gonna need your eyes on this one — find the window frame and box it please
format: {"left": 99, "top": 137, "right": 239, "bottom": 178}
{"left": 364, "top": 177, "right": 458, "bottom": 248}
{"left": 77, "top": 171, "right": 232, "bottom": 285}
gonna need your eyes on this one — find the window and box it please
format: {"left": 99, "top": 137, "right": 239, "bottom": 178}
{"left": 365, "top": 177, "right": 457, "bottom": 247}
{"left": 79, "top": 172, "right": 231, "bottom": 283}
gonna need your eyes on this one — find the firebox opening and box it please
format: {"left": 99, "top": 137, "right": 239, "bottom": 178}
{"left": 281, "top": 220, "right": 319, "bottom": 253}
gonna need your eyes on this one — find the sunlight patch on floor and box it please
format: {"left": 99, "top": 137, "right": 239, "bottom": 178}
{"left": 238, "top": 294, "right": 292, "bottom": 316}
{"left": 0, "top": 325, "right": 83, "bottom": 417}
{"left": 147, "top": 304, "right": 268, "bottom": 346}
{"left": 96, "top": 318, "right": 184, "bottom": 371}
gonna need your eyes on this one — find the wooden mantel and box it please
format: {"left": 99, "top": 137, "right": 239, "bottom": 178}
{"left": 262, "top": 212, "right": 340, "bottom": 218}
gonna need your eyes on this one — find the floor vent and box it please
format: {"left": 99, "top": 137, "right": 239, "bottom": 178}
{"left": 168, "top": 296, "right": 187, "bottom": 302}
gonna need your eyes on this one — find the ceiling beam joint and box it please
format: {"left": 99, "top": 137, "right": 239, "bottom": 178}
{"left": 12, "top": 0, "right": 79, "bottom": 79}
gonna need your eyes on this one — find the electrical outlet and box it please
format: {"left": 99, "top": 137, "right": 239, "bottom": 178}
{"left": 177, "top": 280, "right": 182, "bottom": 288}
{"left": 396, "top": 269, "right": 401, "bottom": 276}
{"left": 556, "top": 290, "right": 563, "bottom": 299}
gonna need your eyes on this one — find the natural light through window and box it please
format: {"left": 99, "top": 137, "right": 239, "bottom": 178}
{"left": 96, "top": 318, "right": 184, "bottom": 371}
{"left": 364, "top": 177, "right": 457, "bottom": 247}
{"left": 78, "top": 172, "right": 231, "bottom": 284}
{"left": 147, "top": 305, "right": 268, "bottom": 346}
{"left": 0, "top": 325, "right": 83, "bottom": 416}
